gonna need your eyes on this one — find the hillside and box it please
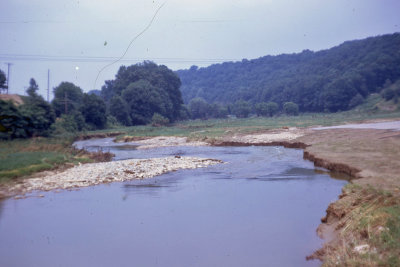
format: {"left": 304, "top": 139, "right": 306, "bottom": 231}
{"left": 177, "top": 33, "right": 400, "bottom": 112}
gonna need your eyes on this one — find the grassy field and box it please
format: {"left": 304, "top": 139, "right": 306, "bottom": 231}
{"left": 0, "top": 137, "right": 111, "bottom": 183}
{"left": 100, "top": 108, "right": 400, "bottom": 142}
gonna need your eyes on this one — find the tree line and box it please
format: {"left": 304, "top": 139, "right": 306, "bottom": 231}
{"left": 177, "top": 33, "right": 400, "bottom": 112}
{"left": 187, "top": 97, "right": 299, "bottom": 119}
{"left": 0, "top": 62, "right": 185, "bottom": 139}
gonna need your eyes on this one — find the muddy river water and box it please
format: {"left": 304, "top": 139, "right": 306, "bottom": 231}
{"left": 0, "top": 139, "right": 347, "bottom": 267}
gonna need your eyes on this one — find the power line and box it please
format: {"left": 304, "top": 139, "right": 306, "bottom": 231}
{"left": 0, "top": 53, "right": 240, "bottom": 64}
{"left": 93, "top": 1, "right": 167, "bottom": 90}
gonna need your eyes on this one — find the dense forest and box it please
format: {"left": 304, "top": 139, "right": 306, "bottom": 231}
{"left": 177, "top": 33, "right": 400, "bottom": 113}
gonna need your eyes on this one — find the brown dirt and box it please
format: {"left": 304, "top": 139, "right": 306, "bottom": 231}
{"left": 213, "top": 125, "right": 400, "bottom": 265}
{"left": 297, "top": 128, "right": 400, "bottom": 192}
{"left": 0, "top": 94, "right": 24, "bottom": 106}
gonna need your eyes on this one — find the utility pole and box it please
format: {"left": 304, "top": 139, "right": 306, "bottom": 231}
{"left": 4, "top": 63, "right": 12, "bottom": 94}
{"left": 64, "top": 92, "right": 69, "bottom": 114}
{"left": 47, "top": 69, "right": 50, "bottom": 102}
{"left": 59, "top": 91, "right": 70, "bottom": 114}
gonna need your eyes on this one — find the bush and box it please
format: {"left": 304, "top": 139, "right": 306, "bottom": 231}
{"left": 151, "top": 113, "right": 169, "bottom": 127}
{"left": 233, "top": 100, "right": 251, "bottom": 118}
{"left": 106, "top": 115, "right": 122, "bottom": 128}
{"left": 382, "top": 87, "right": 396, "bottom": 101}
{"left": 256, "top": 102, "right": 279, "bottom": 117}
{"left": 189, "top": 98, "right": 208, "bottom": 119}
{"left": 348, "top": 93, "right": 364, "bottom": 109}
{"left": 283, "top": 102, "right": 299, "bottom": 116}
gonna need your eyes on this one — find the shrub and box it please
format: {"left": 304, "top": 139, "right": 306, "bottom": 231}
{"left": 283, "top": 102, "right": 299, "bottom": 116}
{"left": 151, "top": 113, "right": 169, "bottom": 127}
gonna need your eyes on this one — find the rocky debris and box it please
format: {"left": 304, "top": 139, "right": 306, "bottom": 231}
{"left": 230, "top": 131, "right": 303, "bottom": 143}
{"left": 134, "top": 136, "right": 208, "bottom": 149}
{"left": 1, "top": 157, "right": 222, "bottom": 198}
{"left": 211, "top": 128, "right": 307, "bottom": 148}
{"left": 353, "top": 244, "right": 370, "bottom": 254}
{"left": 216, "top": 128, "right": 305, "bottom": 144}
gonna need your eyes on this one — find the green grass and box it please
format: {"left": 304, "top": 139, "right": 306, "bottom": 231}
{"left": 323, "top": 184, "right": 400, "bottom": 267}
{"left": 110, "top": 109, "right": 400, "bottom": 141}
{"left": 93, "top": 94, "right": 400, "bottom": 141}
{"left": 0, "top": 137, "right": 94, "bottom": 182}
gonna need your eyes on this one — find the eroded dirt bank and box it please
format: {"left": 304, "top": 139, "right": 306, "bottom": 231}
{"left": 213, "top": 125, "right": 400, "bottom": 266}
{"left": 297, "top": 128, "right": 400, "bottom": 266}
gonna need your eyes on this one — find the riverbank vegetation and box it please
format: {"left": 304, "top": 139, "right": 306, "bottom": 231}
{"left": 0, "top": 137, "right": 113, "bottom": 183}
{"left": 317, "top": 184, "right": 400, "bottom": 267}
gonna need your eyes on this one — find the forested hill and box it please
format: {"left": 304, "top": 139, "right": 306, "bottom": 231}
{"left": 177, "top": 33, "right": 400, "bottom": 112}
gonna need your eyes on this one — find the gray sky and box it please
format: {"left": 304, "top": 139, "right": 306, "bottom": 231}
{"left": 0, "top": 0, "right": 399, "bottom": 98}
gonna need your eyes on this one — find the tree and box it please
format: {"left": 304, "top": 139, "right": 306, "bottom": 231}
{"left": 348, "top": 94, "right": 364, "bottom": 109}
{"left": 20, "top": 98, "right": 55, "bottom": 137}
{"left": 151, "top": 113, "right": 169, "bottom": 126}
{"left": 255, "top": 102, "right": 279, "bottom": 117}
{"left": 208, "top": 103, "right": 228, "bottom": 119}
{"left": 50, "top": 112, "right": 85, "bottom": 135}
{"left": 101, "top": 61, "right": 183, "bottom": 124}
{"left": 19, "top": 79, "right": 56, "bottom": 137}
{"left": 283, "top": 102, "right": 299, "bottom": 116}
{"left": 52, "top": 82, "right": 84, "bottom": 116}
{"left": 109, "top": 96, "right": 131, "bottom": 126}
{"left": 189, "top": 97, "right": 208, "bottom": 119}
{"left": 233, "top": 100, "right": 251, "bottom": 118}
{"left": 266, "top": 102, "right": 279, "bottom": 116}
{"left": 122, "top": 79, "right": 170, "bottom": 125}
{"left": 0, "top": 69, "right": 7, "bottom": 92}
{"left": 178, "top": 104, "right": 191, "bottom": 121}
{"left": 80, "top": 93, "right": 107, "bottom": 129}
{"left": 0, "top": 100, "right": 29, "bottom": 139}
{"left": 26, "top": 78, "right": 39, "bottom": 98}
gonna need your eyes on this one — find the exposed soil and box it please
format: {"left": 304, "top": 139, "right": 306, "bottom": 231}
{"left": 213, "top": 122, "right": 400, "bottom": 265}
{"left": 297, "top": 128, "right": 400, "bottom": 192}
{"left": 0, "top": 94, "right": 24, "bottom": 106}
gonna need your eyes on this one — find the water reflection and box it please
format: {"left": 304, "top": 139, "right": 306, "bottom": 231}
{"left": 0, "top": 200, "right": 3, "bottom": 221}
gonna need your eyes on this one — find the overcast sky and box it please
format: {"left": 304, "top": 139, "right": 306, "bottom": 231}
{"left": 0, "top": 0, "right": 399, "bottom": 98}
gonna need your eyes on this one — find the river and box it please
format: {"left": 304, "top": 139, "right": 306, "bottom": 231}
{"left": 0, "top": 139, "right": 347, "bottom": 267}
